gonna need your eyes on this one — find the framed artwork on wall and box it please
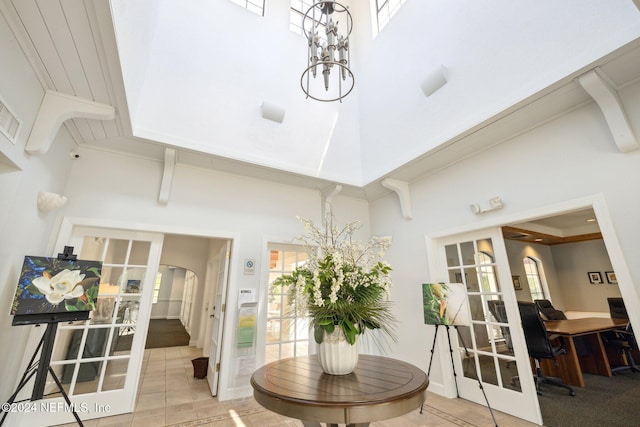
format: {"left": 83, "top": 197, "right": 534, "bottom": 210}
{"left": 605, "top": 271, "right": 617, "bottom": 284}
{"left": 512, "top": 276, "right": 522, "bottom": 290}
{"left": 588, "top": 271, "right": 603, "bottom": 284}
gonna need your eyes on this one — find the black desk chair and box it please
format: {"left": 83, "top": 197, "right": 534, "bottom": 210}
{"left": 488, "top": 300, "right": 514, "bottom": 366}
{"left": 603, "top": 298, "right": 639, "bottom": 374}
{"left": 608, "top": 297, "right": 628, "bottom": 319}
{"left": 518, "top": 301, "right": 575, "bottom": 396}
{"left": 534, "top": 299, "right": 567, "bottom": 320}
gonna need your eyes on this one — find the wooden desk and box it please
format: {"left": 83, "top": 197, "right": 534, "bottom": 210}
{"left": 250, "top": 354, "right": 429, "bottom": 427}
{"left": 541, "top": 317, "right": 627, "bottom": 387}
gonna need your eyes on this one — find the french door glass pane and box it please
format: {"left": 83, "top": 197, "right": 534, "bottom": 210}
{"left": 445, "top": 238, "right": 522, "bottom": 394}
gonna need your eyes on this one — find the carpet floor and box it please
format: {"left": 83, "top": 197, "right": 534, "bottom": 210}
{"left": 538, "top": 369, "right": 640, "bottom": 426}
{"left": 462, "top": 354, "right": 640, "bottom": 426}
{"left": 145, "top": 318, "right": 191, "bottom": 348}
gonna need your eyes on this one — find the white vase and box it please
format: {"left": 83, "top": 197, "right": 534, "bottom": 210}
{"left": 317, "top": 327, "right": 358, "bottom": 375}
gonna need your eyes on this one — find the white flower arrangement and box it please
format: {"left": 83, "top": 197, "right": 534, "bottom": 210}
{"left": 274, "top": 214, "right": 396, "bottom": 345}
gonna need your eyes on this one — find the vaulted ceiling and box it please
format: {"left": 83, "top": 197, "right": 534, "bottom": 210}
{"left": 2, "top": 0, "right": 640, "bottom": 202}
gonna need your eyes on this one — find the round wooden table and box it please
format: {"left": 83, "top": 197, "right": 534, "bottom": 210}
{"left": 250, "top": 354, "right": 429, "bottom": 427}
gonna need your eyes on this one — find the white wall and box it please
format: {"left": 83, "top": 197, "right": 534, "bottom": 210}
{"left": 551, "top": 240, "right": 619, "bottom": 313}
{"left": 0, "top": 12, "right": 78, "bottom": 402}
{"left": 150, "top": 266, "right": 187, "bottom": 320}
{"left": 369, "top": 83, "right": 640, "bottom": 391}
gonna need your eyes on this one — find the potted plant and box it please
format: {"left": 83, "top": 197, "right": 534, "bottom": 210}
{"left": 273, "top": 213, "right": 397, "bottom": 374}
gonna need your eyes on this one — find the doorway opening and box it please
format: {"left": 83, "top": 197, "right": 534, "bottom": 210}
{"left": 501, "top": 206, "right": 633, "bottom": 426}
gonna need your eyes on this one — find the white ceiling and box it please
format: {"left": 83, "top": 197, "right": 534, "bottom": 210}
{"left": 2, "top": 0, "right": 640, "bottom": 207}
{"left": 511, "top": 208, "right": 601, "bottom": 238}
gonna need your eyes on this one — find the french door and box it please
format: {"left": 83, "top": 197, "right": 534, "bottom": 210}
{"left": 22, "top": 225, "right": 163, "bottom": 426}
{"left": 207, "top": 240, "right": 231, "bottom": 396}
{"left": 433, "top": 228, "right": 542, "bottom": 425}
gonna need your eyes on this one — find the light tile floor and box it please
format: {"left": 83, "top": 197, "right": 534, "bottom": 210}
{"left": 56, "top": 346, "right": 538, "bottom": 427}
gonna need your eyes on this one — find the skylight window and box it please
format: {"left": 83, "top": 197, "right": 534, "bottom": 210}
{"left": 375, "top": 0, "right": 406, "bottom": 33}
{"left": 290, "top": 1, "right": 326, "bottom": 36}
{"left": 0, "top": 96, "right": 21, "bottom": 144}
{"left": 229, "top": 0, "right": 265, "bottom": 16}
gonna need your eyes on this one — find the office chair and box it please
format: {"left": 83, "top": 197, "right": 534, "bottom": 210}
{"left": 518, "top": 301, "right": 576, "bottom": 396}
{"left": 607, "top": 297, "right": 628, "bottom": 319}
{"left": 534, "top": 299, "right": 567, "bottom": 320}
{"left": 487, "top": 300, "right": 514, "bottom": 366}
{"left": 602, "top": 298, "right": 639, "bottom": 374}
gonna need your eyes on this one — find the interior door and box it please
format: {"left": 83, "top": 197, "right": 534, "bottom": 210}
{"left": 22, "top": 226, "right": 163, "bottom": 426}
{"left": 207, "top": 240, "right": 231, "bottom": 396}
{"left": 434, "top": 227, "right": 542, "bottom": 425}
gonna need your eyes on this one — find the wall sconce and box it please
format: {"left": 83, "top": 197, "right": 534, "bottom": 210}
{"left": 470, "top": 196, "right": 503, "bottom": 215}
{"left": 37, "top": 191, "right": 68, "bottom": 213}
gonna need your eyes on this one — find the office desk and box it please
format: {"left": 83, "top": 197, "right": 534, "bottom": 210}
{"left": 542, "top": 317, "right": 627, "bottom": 387}
{"left": 250, "top": 354, "right": 429, "bottom": 427}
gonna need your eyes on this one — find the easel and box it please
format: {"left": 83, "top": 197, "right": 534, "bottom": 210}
{"left": 1, "top": 247, "right": 88, "bottom": 427}
{"left": 421, "top": 323, "right": 498, "bottom": 427}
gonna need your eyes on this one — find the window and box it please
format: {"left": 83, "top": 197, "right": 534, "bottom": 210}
{"left": 523, "top": 256, "right": 546, "bottom": 300}
{"left": 290, "top": 0, "right": 326, "bottom": 36}
{"left": 374, "top": 0, "right": 406, "bottom": 33}
{"left": 152, "top": 272, "right": 161, "bottom": 303}
{"left": 0, "top": 96, "right": 22, "bottom": 144}
{"left": 266, "top": 244, "right": 310, "bottom": 364}
{"left": 229, "top": 0, "right": 265, "bottom": 16}
{"left": 476, "top": 251, "right": 499, "bottom": 293}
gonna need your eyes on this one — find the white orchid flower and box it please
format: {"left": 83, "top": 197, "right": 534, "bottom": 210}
{"left": 32, "top": 269, "right": 85, "bottom": 305}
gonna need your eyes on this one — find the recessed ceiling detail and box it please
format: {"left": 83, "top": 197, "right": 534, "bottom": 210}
{"left": 109, "top": 1, "right": 640, "bottom": 186}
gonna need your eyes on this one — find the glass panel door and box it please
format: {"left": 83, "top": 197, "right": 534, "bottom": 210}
{"left": 26, "top": 226, "right": 163, "bottom": 425}
{"left": 435, "top": 228, "right": 542, "bottom": 425}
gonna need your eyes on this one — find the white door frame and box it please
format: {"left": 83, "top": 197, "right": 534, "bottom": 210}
{"left": 425, "top": 193, "right": 637, "bottom": 424}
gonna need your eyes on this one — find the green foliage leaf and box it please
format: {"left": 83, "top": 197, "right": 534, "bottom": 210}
{"left": 314, "top": 325, "right": 324, "bottom": 344}
{"left": 26, "top": 284, "right": 43, "bottom": 295}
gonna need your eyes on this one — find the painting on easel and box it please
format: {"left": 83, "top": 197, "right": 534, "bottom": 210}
{"left": 422, "top": 283, "right": 471, "bottom": 326}
{"left": 11, "top": 256, "right": 102, "bottom": 317}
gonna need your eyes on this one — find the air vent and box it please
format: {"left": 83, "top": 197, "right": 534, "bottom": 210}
{"left": 0, "top": 96, "right": 21, "bottom": 144}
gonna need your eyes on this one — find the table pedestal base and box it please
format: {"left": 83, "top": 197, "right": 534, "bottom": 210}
{"left": 303, "top": 422, "right": 369, "bottom": 427}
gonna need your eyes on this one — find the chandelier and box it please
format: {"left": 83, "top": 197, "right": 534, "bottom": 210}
{"left": 301, "top": 1, "right": 354, "bottom": 102}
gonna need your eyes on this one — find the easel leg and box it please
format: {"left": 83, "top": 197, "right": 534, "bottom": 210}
{"left": 420, "top": 324, "right": 440, "bottom": 414}
{"left": 1, "top": 323, "right": 84, "bottom": 427}
{"left": 32, "top": 323, "right": 58, "bottom": 400}
{"left": 455, "top": 326, "right": 498, "bottom": 427}
{"left": 1, "top": 327, "right": 48, "bottom": 426}
{"left": 49, "top": 368, "right": 84, "bottom": 426}
{"left": 445, "top": 326, "right": 460, "bottom": 398}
